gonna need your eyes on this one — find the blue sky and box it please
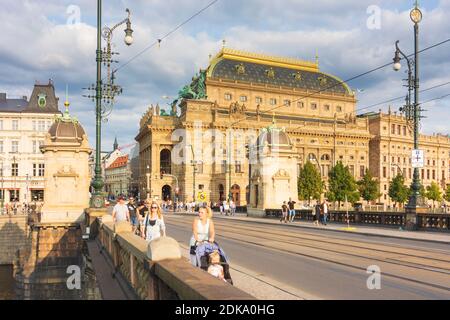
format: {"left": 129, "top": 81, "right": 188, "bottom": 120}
{"left": 1, "top": 0, "right": 449, "bottom": 152}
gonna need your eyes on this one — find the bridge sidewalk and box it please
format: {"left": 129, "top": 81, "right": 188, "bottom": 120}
{"left": 170, "top": 211, "right": 450, "bottom": 244}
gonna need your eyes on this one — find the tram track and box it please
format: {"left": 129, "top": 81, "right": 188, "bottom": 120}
{"left": 166, "top": 216, "right": 450, "bottom": 293}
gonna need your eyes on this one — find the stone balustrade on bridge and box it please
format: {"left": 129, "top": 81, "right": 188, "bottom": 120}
{"left": 91, "top": 212, "right": 255, "bottom": 300}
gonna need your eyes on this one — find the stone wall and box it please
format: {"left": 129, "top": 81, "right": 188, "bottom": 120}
{"left": 0, "top": 215, "right": 30, "bottom": 265}
{"left": 14, "top": 223, "right": 101, "bottom": 300}
{"left": 96, "top": 216, "right": 255, "bottom": 300}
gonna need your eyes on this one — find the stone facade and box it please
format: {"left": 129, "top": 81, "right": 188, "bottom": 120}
{"left": 0, "top": 80, "right": 61, "bottom": 205}
{"left": 136, "top": 48, "right": 372, "bottom": 205}
{"left": 367, "top": 110, "right": 450, "bottom": 206}
{"left": 105, "top": 154, "right": 131, "bottom": 197}
{"left": 40, "top": 100, "right": 92, "bottom": 223}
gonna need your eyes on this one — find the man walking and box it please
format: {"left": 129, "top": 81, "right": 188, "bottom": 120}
{"left": 288, "top": 198, "right": 296, "bottom": 222}
{"left": 112, "top": 197, "right": 130, "bottom": 223}
{"left": 313, "top": 201, "right": 320, "bottom": 226}
{"left": 322, "top": 200, "right": 328, "bottom": 226}
{"left": 127, "top": 197, "right": 138, "bottom": 234}
{"left": 281, "top": 201, "right": 288, "bottom": 223}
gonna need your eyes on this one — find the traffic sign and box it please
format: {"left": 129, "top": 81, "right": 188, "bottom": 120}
{"left": 197, "top": 191, "right": 207, "bottom": 202}
{"left": 411, "top": 149, "right": 424, "bottom": 168}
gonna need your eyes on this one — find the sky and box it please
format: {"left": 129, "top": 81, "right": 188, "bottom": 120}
{"left": 1, "top": 0, "right": 449, "bottom": 153}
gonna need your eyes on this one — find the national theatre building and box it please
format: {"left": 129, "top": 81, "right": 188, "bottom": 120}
{"left": 136, "top": 48, "right": 374, "bottom": 205}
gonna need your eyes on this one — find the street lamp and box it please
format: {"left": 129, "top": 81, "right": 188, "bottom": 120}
{"left": 87, "top": 1, "right": 133, "bottom": 209}
{"left": 393, "top": 2, "right": 426, "bottom": 228}
{"left": 146, "top": 165, "right": 150, "bottom": 200}
{"left": 187, "top": 145, "right": 197, "bottom": 202}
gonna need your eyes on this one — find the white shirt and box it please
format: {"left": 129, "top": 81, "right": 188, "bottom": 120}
{"left": 113, "top": 203, "right": 129, "bottom": 222}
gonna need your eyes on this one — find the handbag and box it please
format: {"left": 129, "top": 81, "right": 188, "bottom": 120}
{"left": 190, "top": 244, "right": 197, "bottom": 255}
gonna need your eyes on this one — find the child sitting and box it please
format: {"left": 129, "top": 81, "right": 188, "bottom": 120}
{"left": 207, "top": 250, "right": 226, "bottom": 282}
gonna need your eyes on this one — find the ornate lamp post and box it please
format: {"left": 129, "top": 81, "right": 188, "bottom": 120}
{"left": 393, "top": 1, "right": 426, "bottom": 229}
{"left": 87, "top": 1, "right": 133, "bottom": 209}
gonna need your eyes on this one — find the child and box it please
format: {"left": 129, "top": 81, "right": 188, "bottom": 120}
{"left": 207, "top": 250, "right": 226, "bottom": 282}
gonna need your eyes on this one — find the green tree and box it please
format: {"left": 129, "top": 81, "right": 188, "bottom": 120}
{"left": 327, "top": 161, "right": 359, "bottom": 207}
{"left": 298, "top": 161, "right": 323, "bottom": 205}
{"left": 357, "top": 169, "right": 380, "bottom": 204}
{"left": 388, "top": 174, "right": 409, "bottom": 208}
{"left": 445, "top": 185, "right": 450, "bottom": 202}
{"left": 426, "top": 182, "right": 442, "bottom": 209}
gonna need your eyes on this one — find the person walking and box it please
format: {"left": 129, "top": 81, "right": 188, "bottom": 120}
{"left": 288, "top": 198, "right": 296, "bottom": 222}
{"left": 313, "top": 201, "right": 320, "bottom": 226}
{"left": 189, "top": 205, "right": 215, "bottom": 266}
{"left": 281, "top": 201, "right": 288, "bottom": 223}
{"left": 112, "top": 197, "right": 130, "bottom": 223}
{"left": 127, "top": 197, "right": 139, "bottom": 234}
{"left": 141, "top": 202, "right": 166, "bottom": 242}
{"left": 322, "top": 200, "right": 328, "bottom": 226}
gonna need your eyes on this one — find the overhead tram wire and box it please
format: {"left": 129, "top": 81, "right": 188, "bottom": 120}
{"left": 229, "top": 37, "right": 450, "bottom": 128}
{"left": 355, "top": 80, "right": 450, "bottom": 114}
{"left": 114, "top": 0, "right": 220, "bottom": 74}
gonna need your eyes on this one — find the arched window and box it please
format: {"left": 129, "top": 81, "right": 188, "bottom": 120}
{"left": 321, "top": 154, "right": 331, "bottom": 161}
{"left": 160, "top": 149, "right": 171, "bottom": 175}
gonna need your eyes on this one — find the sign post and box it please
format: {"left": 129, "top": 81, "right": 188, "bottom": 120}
{"left": 411, "top": 149, "right": 424, "bottom": 168}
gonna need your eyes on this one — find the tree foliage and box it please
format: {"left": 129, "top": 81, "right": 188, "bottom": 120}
{"left": 327, "top": 161, "right": 359, "bottom": 206}
{"left": 357, "top": 169, "right": 380, "bottom": 203}
{"left": 426, "top": 182, "right": 442, "bottom": 208}
{"left": 388, "top": 174, "right": 409, "bottom": 207}
{"left": 298, "top": 161, "right": 323, "bottom": 203}
{"left": 445, "top": 185, "right": 450, "bottom": 202}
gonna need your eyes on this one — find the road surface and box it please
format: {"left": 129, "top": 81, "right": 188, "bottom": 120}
{"left": 164, "top": 214, "right": 450, "bottom": 300}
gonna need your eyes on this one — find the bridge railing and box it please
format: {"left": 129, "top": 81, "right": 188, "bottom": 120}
{"left": 94, "top": 215, "right": 254, "bottom": 300}
{"left": 265, "top": 209, "right": 450, "bottom": 232}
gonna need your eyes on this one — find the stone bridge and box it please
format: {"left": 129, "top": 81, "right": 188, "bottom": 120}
{"left": 87, "top": 211, "right": 254, "bottom": 300}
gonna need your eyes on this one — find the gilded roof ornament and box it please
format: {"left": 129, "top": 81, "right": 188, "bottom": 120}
{"left": 318, "top": 76, "right": 328, "bottom": 86}
{"left": 292, "top": 71, "right": 302, "bottom": 81}
{"left": 235, "top": 63, "right": 246, "bottom": 75}
{"left": 265, "top": 67, "right": 275, "bottom": 79}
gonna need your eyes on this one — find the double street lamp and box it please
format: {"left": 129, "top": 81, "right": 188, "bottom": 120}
{"left": 88, "top": 0, "right": 134, "bottom": 209}
{"left": 392, "top": 2, "right": 426, "bottom": 225}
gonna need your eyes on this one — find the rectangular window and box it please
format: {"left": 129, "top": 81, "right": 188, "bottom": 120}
{"left": 12, "top": 120, "right": 18, "bottom": 131}
{"left": 240, "top": 95, "right": 247, "bottom": 102}
{"left": 12, "top": 163, "right": 18, "bottom": 176}
{"left": 297, "top": 101, "right": 304, "bottom": 108}
{"left": 383, "top": 167, "right": 387, "bottom": 178}
{"left": 235, "top": 161, "right": 242, "bottom": 173}
{"left": 336, "top": 106, "right": 342, "bottom": 112}
{"left": 311, "top": 103, "right": 317, "bottom": 110}
{"left": 443, "top": 170, "right": 445, "bottom": 180}
{"left": 221, "top": 160, "right": 227, "bottom": 174}
{"left": 38, "top": 121, "right": 45, "bottom": 131}
{"left": 0, "top": 120, "right": 3, "bottom": 130}
{"left": 284, "top": 99, "right": 291, "bottom": 107}
{"left": 403, "top": 126, "right": 406, "bottom": 136}
{"left": 384, "top": 184, "right": 387, "bottom": 191}
{"left": 255, "top": 97, "right": 263, "bottom": 104}
{"left": 324, "top": 104, "right": 330, "bottom": 111}
{"left": 11, "top": 141, "right": 19, "bottom": 153}
{"left": 397, "top": 125, "right": 401, "bottom": 135}
{"left": 421, "top": 169, "right": 424, "bottom": 179}
{"left": 224, "top": 93, "right": 232, "bottom": 101}
{"left": 269, "top": 98, "right": 277, "bottom": 105}
{"left": 432, "top": 170, "right": 435, "bottom": 180}
{"left": 33, "top": 164, "right": 37, "bottom": 176}
{"left": 0, "top": 141, "right": 3, "bottom": 153}
{"left": 391, "top": 124, "right": 395, "bottom": 134}
{"left": 349, "top": 165, "right": 354, "bottom": 176}
{"left": 32, "top": 121, "right": 36, "bottom": 131}
{"left": 33, "top": 141, "right": 37, "bottom": 154}
{"left": 383, "top": 156, "right": 387, "bottom": 162}
{"left": 360, "top": 166, "right": 365, "bottom": 178}
{"left": 196, "top": 162, "right": 203, "bottom": 174}
{"left": 409, "top": 168, "right": 412, "bottom": 179}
